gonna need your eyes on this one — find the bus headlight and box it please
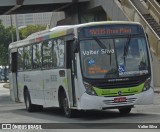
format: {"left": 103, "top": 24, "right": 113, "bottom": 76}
{"left": 84, "top": 82, "right": 97, "bottom": 96}
{"left": 142, "top": 78, "right": 151, "bottom": 92}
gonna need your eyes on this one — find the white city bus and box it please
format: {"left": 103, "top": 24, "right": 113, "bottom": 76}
{"left": 9, "top": 21, "right": 154, "bottom": 117}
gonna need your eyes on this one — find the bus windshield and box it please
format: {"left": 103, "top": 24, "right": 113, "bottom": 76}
{"left": 80, "top": 37, "right": 150, "bottom": 79}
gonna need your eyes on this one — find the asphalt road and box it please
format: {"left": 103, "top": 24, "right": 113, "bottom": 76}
{"left": 0, "top": 83, "right": 160, "bottom": 132}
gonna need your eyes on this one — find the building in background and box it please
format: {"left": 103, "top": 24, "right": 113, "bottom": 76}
{"left": 0, "top": 12, "right": 53, "bottom": 28}
{"left": 49, "top": 12, "right": 65, "bottom": 28}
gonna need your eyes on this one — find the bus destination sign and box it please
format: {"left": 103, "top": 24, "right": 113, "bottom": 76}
{"left": 79, "top": 24, "right": 144, "bottom": 38}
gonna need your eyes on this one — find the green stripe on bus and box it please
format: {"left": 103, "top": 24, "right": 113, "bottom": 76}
{"left": 63, "top": 78, "right": 68, "bottom": 87}
{"left": 49, "top": 31, "right": 66, "bottom": 39}
{"left": 93, "top": 83, "right": 144, "bottom": 97}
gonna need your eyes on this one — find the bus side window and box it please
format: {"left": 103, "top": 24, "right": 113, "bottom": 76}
{"left": 24, "top": 45, "right": 32, "bottom": 70}
{"left": 53, "top": 39, "right": 65, "bottom": 68}
{"left": 33, "top": 43, "right": 42, "bottom": 69}
{"left": 42, "top": 40, "right": 53, "bottom": 68}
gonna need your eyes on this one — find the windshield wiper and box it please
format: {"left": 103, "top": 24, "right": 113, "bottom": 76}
{"left": 123, "top": 35, "right": 131, "bottom": 65}
{"left": 93, "top": 37, "right": 112, "bottom": 65}
{"left": 93, "top": 36, "right": 106, "bottom": 49}
{"left": 123, "top": 35, "right": 131, "bottom": 57}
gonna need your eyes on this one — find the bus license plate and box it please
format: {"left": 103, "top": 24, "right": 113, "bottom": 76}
{"left": 114, "top": 97, "right": 126, "bottom": 103}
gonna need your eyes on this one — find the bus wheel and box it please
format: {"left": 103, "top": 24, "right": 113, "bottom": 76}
{"left": 61, "top": 92, "right": 73, "bottom": 118}
{"left": 24, "top": 89, "right": 35, "bottom": 112}
{"left": 118, "top": 107, "right": 132, "bottom": 114}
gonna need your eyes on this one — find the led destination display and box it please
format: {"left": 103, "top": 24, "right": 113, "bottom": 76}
{"left": 79, "top": 24, "right": 144, "bottom": 38}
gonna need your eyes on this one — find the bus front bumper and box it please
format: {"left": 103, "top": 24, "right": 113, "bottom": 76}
{"left": 80, "top": 88, "right": 154, "bottom": 110}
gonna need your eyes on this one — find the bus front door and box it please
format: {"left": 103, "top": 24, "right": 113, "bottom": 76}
{"left": 66, "top": 40, "right": 77, "bottom": 107}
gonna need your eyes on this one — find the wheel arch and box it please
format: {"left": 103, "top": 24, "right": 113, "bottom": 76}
{"left": 23, "top": 85, "right": 31, "bottom": 103}
{"left": 23, "top": 85, "right": 28, "bottom": 96}
{"left": 58, "top": 85, "right": 68, "bottom": 108}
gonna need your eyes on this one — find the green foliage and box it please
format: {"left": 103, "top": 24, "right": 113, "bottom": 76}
{"left": 19, "top": 25, "right": 46, "bottom": 39}
{"left": 0, "top": 20, "right": 16, "bottom": 66}
{"left": 0, "top": 44, "right": 8, "bottom": 65}
{"left": 0, "top": 21, "right": 46, "bottom": 66}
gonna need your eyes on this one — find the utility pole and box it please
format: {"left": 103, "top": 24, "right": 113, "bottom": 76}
{"left": 10, "top": 15, "right": 14, "bottom": 42}
{"left": 15, "top": 14, "right": 20, "bottom": 41}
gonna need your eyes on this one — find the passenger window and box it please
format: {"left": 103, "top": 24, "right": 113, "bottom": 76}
{"left": 42, "top": 40, "right": 53, "bottom": 68}
{"left": 33, "top": 43, "right": 42, "bottom": 69}
{"left": 53, "top": 39, "right": 65, "bottom": 68}
{"left": 24, "top": 45, "right": 32, "bottom": 70}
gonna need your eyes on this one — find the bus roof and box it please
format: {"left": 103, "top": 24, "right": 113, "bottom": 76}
{"left": 73, "top": 21, "right": 141, "bottom": 28}
{"left": 9, "top": 21, "right": 141, "bottom": 50}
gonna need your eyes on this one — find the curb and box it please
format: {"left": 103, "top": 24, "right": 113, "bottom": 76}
{"left": 154, "top": 90, "right": 160, "bottom": 94}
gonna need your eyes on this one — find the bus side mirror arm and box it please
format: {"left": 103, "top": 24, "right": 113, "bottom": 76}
{"left": 146, "top": 33, "right": 148, "bottom": 39}
{"left": 73, "top": 39, "right": 78, "bottom": 53}
{"left": 146, "top": 33, "right": 153, "bottom": 61}
{"left": 146, "top": 33, "right": 150, "bottom": 48}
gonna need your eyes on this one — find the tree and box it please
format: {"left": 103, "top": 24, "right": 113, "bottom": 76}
{"left": 0, "top": 20, "right": 16, "bottom": 66}
{"left": 5, "top": 26, "right": 17, "bottom": 44}
{"left": 0, "top": 22, "right": 46, "bottom": 66}
{"left": 19, "top": 25, "right": 46, "bottom": 39}
{"left": 0, "top": 21, "right": 46, "bottom": 81}
{"left": 0, "top": 45, "right": 8, "bottom": 66}
{"left": 0, "top": 20, "right": 14, "bottom": 81}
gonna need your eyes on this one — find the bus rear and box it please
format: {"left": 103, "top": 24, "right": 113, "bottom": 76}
{"left": 76, "top": 22, "right": 154, "bottom": 113}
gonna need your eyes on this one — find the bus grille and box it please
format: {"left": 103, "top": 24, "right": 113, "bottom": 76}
{"left": 103, "top": 98, "right": 136, "bottom": 105}
{"left": 93, "top": 80, "right": 142, "bottom": 88}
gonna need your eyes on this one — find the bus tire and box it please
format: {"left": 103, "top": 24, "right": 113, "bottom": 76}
{"left": 60, "top": 91, "right": 74, "bottom": 118}
{"left": 24, "top": 89, "right": 35, "bottom": 112}
{"left": 118, "top": 107, "right": 132, "bottom": 114}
